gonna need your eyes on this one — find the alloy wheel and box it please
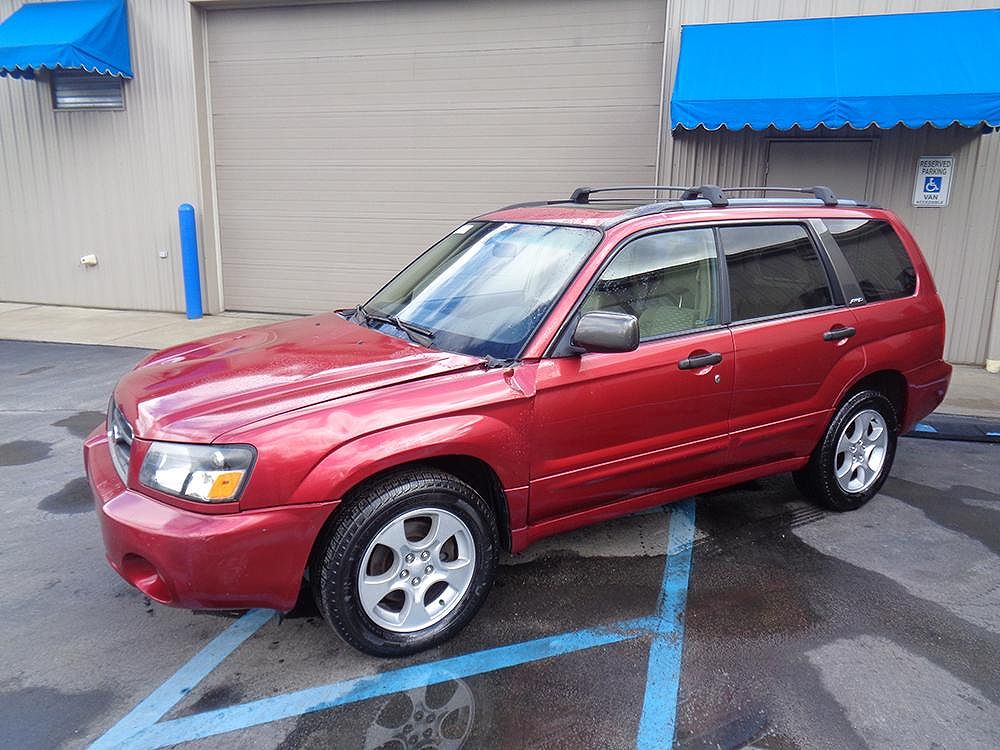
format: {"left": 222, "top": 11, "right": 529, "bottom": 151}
{"left": 834, "top": 408, "right": 889, "bottom": 493}
{"left": 358, "top": 507, "right": 476, "bottom": 633}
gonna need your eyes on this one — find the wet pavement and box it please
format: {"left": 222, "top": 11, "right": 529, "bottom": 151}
{"left": 0, "top": 339, "right": 998, "bottom": 749}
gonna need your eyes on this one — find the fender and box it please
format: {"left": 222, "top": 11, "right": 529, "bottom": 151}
{"left": 288, "top": 413, "right": 530, "bottom": 524}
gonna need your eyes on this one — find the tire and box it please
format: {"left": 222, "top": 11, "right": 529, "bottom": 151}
{"left": 796, "top": 389, "right": 898, "bottom": 512}
{"left": 312, "top": 467, "right": 499, "bottom": 657}
{"left": 791, "top": 466, "right": 818, "bottom": 499}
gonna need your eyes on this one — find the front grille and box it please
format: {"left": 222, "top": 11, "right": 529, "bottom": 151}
{"left": 107, "top": 402, "right": 133, "bottom": 484}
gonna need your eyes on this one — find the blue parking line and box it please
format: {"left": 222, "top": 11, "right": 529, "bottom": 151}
{"left": 88, "top": 608, "right": 274, "bottom": 750}
{"left": 118, "top": 616, "right": 657, "bottom": 749}
{"left": 88, "top": 503, "right": 697, "bottom": 749}
{"left": 636, "top": 499, "right": 696, "bottom": 750}
{"left": 913, "top": 422, "right": 938, "bottom": 433}
{"left": 986, "top": 431, "right": 1000, "bottom": 437}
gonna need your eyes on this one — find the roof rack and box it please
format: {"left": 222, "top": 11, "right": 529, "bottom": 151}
{"left": 568, "top": 184, "right": 845, "bottom": 208}
{"left": 492, "top": 184, "right": 859, "bottom": 221}
{"left": 570, "top": 184, "right": 728, "bottom": 207}
{"left": 721, "top": 185, "right": 839, "bottom": 206}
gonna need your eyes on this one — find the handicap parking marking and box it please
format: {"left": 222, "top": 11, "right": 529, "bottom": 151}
{"left": 119, "top": 617, "right": 659, "bottom": 749}
{"left": 89, "top": 608, "right": 275, "bottom": 750}
{"left": 89, "top": 499, "right": 697, "bottom": 750}
{"left": 636, "top": 499, "right": 696, "bottom": 750}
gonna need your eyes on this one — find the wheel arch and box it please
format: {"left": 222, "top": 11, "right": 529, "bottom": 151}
{"left": 798, "top": 368, "right": 908, "bottom": 466}
{"left": 844, "top": 369, "right": 907, "bottom": 427}
{"left": 305, "top": 453, "right": 514, "bottom": 586}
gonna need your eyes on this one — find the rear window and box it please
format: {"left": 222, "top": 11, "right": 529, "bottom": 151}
{"left": 826, "top": 219, "right": 916, "bottom": 302}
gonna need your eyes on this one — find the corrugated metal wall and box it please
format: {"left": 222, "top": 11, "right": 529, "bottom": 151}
{"left": 658, "top": 0, "right": 1000, "bottom": 364}
{"left": 0, "top": 0, "right": 200, "bottom": 312}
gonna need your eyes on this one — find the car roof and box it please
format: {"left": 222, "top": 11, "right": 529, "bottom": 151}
{"left": 476, "top": 185, "right": 881, "bottom": 230}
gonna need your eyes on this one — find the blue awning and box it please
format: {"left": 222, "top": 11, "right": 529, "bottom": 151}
{"left": 670, "top": 9, "right": 1000, "bottom": 130}
{"left": 0, "top": 0, "right": 132, "bottom": 79}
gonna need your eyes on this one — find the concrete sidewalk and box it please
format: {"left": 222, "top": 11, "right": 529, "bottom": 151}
{"left": 1, "top": 302, "right": 997, "bottom": 419}
{"left": 0, "top": 302, "right": 290, "bottom": 350}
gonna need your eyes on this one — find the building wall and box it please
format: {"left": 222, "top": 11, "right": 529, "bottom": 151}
{"left": 657, "top": 0, "right": 1000, "bottom": 364}
{"left": 0, "top": 0, "right": 998, "bottom": 364}
{"left": 0, "top": 0, "right": 201, "bottom": 312}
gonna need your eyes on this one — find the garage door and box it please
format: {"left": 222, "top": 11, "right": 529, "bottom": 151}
{"left": 207, "top": 0, "right": 665, "bottom": 313}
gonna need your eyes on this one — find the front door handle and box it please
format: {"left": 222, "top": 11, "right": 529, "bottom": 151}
{"left": 678, "top": 352, "right": 723, "bottom": 370}
{"left": 823, "top": 325, "right": 856, "bottom": 342}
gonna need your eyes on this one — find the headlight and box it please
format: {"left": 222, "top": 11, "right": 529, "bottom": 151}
{"left": 139, "top": 442, "right": 256, "bottom": 503}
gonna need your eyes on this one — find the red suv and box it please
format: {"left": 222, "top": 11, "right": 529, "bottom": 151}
{"left": 84, "top": 185, "right": 951, "bottom": 656}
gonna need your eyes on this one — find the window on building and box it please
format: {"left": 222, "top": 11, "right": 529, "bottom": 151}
{"left": 51, "top": 70, "right": 124, "bottom": 110}
{"left": 720, "top": 224, "right": 833, "bottom": 321}
{"left": 581, "top": 228, "right": 719, "bottom": 340}
{"left": 825, "top": 219, "right": 916, "bottom": 302}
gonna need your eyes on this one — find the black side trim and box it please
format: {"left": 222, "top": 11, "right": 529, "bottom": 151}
{"left": 809, "top": 218, "right": 865, "bottom": 307}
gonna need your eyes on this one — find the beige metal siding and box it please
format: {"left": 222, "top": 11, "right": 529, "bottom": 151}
{"left": 765, "top": 140, "right": 875, "bottom": 200}
{"left": 0, "top": 0, "right": 201, "bottom": 312}
{"left": 207, "top": 0, "right": 665, "bottom": 313}
{"left": 659, "top": 0, "right": 1000, "bottom": 364}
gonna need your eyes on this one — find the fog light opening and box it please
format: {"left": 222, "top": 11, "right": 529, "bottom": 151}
{"left": 121, "top": 554, "right": 173, "bottom": 604}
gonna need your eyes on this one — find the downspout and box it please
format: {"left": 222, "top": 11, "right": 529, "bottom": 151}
{"left": 986, "top": 130, "right": 1000, "bottom": 374}
{"left": 652, "top": 0, "right": 671, "bottom": 199}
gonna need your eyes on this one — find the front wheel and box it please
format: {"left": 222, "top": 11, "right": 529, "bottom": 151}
{"left": 794, "top": 389, "right": 898, "bottom": 511}
{"left": 312, "top": 468, "right": 499, "bottom": 657}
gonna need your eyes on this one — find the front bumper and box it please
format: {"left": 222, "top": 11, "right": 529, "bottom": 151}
{"left": 84, "top": 428, "right": 336, "bottom": 611}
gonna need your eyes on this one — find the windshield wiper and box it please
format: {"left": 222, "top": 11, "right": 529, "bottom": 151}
{"left": 358, "top": 304, "right": 436, "bottom": 344}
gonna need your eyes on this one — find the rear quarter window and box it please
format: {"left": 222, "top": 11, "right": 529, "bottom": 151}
{"left": 825, "top": 219, "right": 916, "bottom": 302}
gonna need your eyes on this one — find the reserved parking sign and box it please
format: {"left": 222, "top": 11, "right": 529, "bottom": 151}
{"left": 912, "top": 156, "right": 954, "bottom": 207}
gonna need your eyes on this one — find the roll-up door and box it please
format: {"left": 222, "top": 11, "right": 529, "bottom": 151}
{"left": 207, "top": 0, "right": 664, "bottom": 313}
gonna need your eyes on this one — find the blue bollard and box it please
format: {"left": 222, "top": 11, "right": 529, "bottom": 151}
{"left": 178, "top": 203, "right": 203, "bottom": 320}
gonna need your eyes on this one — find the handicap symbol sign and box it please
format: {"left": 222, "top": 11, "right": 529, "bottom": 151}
{"left": 923, "top": 176, "right": 942, "bottom": 193}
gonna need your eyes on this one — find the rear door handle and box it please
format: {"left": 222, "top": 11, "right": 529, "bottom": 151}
{"left": 823, "top": 325, "right": 856, "bottom": 341}
{"left": 678, "top": 352, "right": 723, "bottom": 370}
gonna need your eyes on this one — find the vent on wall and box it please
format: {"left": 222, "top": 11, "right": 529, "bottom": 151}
{"left": 51, "top": 70, "right": 124, "bottom": 110}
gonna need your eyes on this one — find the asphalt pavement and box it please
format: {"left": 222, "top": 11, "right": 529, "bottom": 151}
{"left": 0, "top": 339, "right": 997, "bottom": 750}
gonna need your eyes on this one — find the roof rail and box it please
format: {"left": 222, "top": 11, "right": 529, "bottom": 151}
{"left": 570, "top": 184, "right": 728, "bottom": 208}
{"left": 570, "top": 185, "right": 691, "bottom": 203}
{"left": 722, "top": 185, "right": 840, "bottom": 206}
{"left": 678, "top": 184, "right": 728, "bottom": 207}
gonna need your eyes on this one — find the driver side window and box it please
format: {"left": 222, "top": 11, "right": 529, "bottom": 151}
{"left": 581, "top": 228, "right": 719, "bottom": 341}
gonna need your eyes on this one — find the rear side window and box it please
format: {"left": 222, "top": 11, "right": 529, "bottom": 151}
{"left": 720, "top": 224, "right": 833, "bottom": 322}
{"left": 825, "top": 219, "right": 916, "bottom": 302}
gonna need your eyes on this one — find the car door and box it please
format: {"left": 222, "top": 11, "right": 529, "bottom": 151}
{"left": 720, "top": 222, "right": 865, "bottom": 470}
{"left": 529, "top": 227, "right": 734, "bottom": 524}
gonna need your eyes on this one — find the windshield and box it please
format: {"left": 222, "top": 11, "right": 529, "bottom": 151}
{"left": 362, "top": 222, "right": 601, "bottom": 359}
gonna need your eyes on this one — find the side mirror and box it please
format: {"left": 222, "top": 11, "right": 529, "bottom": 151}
{"left": 571, "top": 311, "right": 639, "bottom": 353}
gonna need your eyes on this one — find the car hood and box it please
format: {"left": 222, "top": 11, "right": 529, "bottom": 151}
{"left": 115, "top": 312, "right": 483, "bottom": 442}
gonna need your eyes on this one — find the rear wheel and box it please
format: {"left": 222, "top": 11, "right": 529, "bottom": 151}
{"left": 794, "top": 390, "right": 898, "bottom": 511}
{"left": 312, "top": 468, "right": 499, "bottom": 657}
